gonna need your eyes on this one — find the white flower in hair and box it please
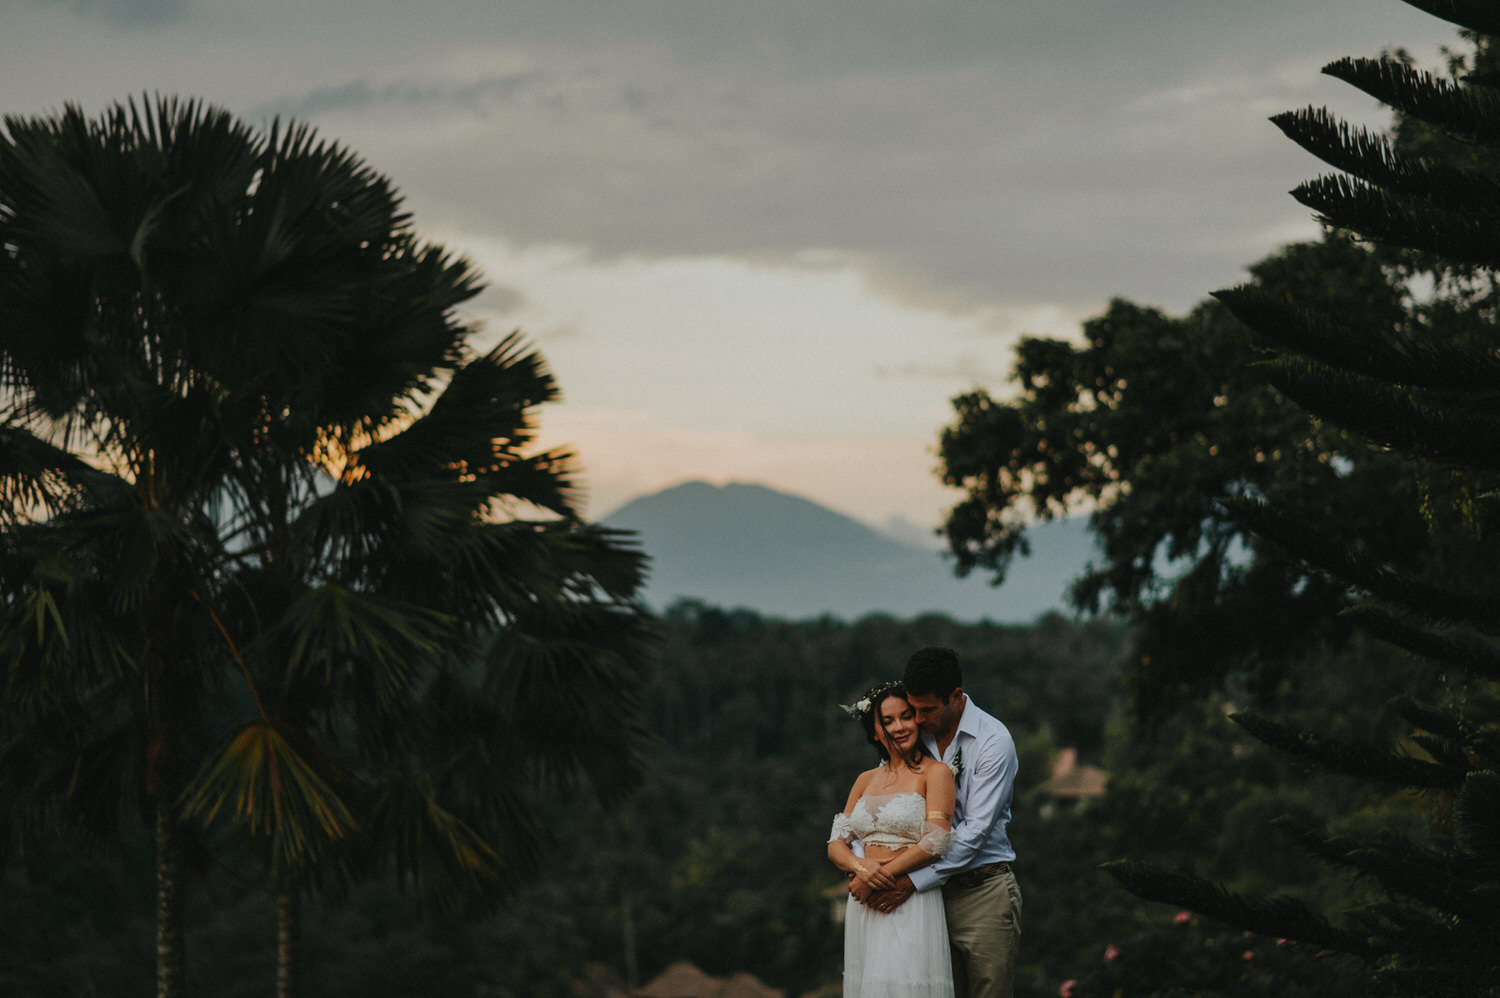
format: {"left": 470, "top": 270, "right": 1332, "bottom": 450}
{"left": 840, "top": 680, "right": 902, "bottom": 719}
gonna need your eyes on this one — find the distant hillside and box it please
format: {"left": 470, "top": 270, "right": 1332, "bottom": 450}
{"left": 601, "top": 480, "right": 1095, "bottom": 622}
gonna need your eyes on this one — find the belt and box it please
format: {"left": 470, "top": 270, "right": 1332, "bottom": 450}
{"left": 946, "top": 862, "right": 1012, "bottom": 890}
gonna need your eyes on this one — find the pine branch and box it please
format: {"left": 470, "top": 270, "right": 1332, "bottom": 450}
{"left": 1471, "top": 729, "right": 1500, "bottom": 768}
{"left": 1101, "top": 859, "right": 1371, "bottom": 957}
{"left": 1323, "top": 57, "right": 1500, "bottom": 144}
{"left": 1275, "top": 818, "right": 1500, "bottom": 924}
{"left": 1363, "top": 897, "right": 1500, "bottom": 994}
{"left": 1376, "top": 962, "right": 1500, "bottom": 998}
{"left": 1367, "top": 917, "right": 1500, "bottom": 998}
{"left": 1230, "top": 711, "right": 1464, "bottom": 789}
{"left": 1454, "top": 770, "right": 1500, "bottom": 860}
{"left": 1398, "top": 0, "right": 1500, "bottom": 37}
{"left": 1345, "top": 604, "right": 1500, "bottom": 682}
{"left": 1291, "top": 173, "right": 1500, "bottom": 266}
{"left": 1225, "top": 498, "right": 1500, "bottom": 633}
{"left": 1388, "top": 694, "right": 1464, "bottom": 740}
{"left": 1262, "top": 355, "right": 1500, "bottom": 467}
{"left": 1410, "top": 731, "right": 1472, "bottom": 771}
{"left": 1271, "top": 106, "right": 1500, "bottom": 211}
{"left": 1213, "top": 285, "right": 1500, "bottom": 392}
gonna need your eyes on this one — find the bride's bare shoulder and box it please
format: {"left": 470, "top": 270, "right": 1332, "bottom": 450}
{"left": 919, "top": 759, "right": 956, "bottom": 787}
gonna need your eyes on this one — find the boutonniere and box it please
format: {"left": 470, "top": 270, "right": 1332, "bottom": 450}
{"left": 950, "top": 747, "right": 964, "bottom": 788}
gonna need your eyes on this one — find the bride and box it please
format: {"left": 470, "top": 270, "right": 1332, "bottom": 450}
{"left": 828, "top": 680, "right": 957, "bottom": 998}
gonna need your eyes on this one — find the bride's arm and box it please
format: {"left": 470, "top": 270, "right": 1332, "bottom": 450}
{"left": 828, "top": 771, "right": 888, "bottom": 892}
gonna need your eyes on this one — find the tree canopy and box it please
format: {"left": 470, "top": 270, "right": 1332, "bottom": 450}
{"left": 0, "top": 96, "right": 655, "bottom": 997}
{"left": 940, "top": 4, "right": 1500, "bottom": 994}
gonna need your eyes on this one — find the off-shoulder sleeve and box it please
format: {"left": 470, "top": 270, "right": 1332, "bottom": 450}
{"left": 917, "top": 820, "right": 953, "bottom": 856}
{"left": 829, "top": 812, "right": 857, "bottom": 845}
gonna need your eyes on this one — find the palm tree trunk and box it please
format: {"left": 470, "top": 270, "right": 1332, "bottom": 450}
{"left": 277, "top": 875, "right": 301, "bottom": 998}
{"left": 622, "top": 889, "right": 637, "bottom": 989}
{"left": 156, "top": 808, "right": 186, "bottom": 998}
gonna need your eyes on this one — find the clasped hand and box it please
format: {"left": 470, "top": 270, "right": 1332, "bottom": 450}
{"left": 853, "top": 860, "right": 896, "bottom": 893}
{"left": 848, "top": 866, "right": 913, "bottom": 914}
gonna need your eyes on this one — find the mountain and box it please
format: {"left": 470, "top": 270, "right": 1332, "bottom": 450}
{"left": 601, "top": 480, "right": 1096, "bottom": 622}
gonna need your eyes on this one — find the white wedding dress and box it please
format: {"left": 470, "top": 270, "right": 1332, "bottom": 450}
{"left": 830, "top": 792, "right": 956, "bottom": 998}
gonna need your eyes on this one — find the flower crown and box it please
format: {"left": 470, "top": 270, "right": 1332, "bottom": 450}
{"left": 839, "top": 679, "right": 906, "bottom": 720}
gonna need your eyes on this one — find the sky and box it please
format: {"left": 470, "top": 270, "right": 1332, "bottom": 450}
{"left": 2, "top": 0, "right": 1464, "bottom": 537}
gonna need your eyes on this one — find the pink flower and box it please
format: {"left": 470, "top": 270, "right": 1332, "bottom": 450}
{"left": 1060, "top": 981, "right": 1076, "bottom": 998}
{"left": 1104, "top": 944, "right": 1120, "bottom": 962}
{"left": 1242, "top": 950, "right": 1255, "bottom": 961}
{"left": 1173, "top": 911, "right": 1192, "bottom": 924}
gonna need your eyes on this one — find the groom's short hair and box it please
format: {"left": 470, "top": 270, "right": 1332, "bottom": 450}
{"left": 904, "top": 646, "right": 962, "bottom": 701}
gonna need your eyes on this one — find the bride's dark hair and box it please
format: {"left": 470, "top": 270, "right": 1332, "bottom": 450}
{"left": 854, "top": 681, "right": 927, "bottom": 768}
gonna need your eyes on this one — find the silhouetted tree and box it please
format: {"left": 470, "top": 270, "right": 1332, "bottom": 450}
{"left": 1100, "top": 5, "right": 1500, "bottom": 995}
{"left": 0, "top": 96, "right": 655, "bottom": 998}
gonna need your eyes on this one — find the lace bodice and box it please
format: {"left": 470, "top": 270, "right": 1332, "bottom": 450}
{"left": 829, "top": 792, "right": 952, "bottom": 855}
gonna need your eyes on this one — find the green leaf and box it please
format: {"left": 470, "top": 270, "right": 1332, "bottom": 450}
{"left": 181, "top": 719, "right": 357, "bottom": 869}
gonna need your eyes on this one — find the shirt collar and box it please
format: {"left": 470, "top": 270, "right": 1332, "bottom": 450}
{"left": 952, "top": 694, "right": 983, "bottom": 741}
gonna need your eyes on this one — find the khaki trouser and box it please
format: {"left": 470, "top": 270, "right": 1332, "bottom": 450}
{"left": 942, "top": 869, "right": 1022, "bottom": 998}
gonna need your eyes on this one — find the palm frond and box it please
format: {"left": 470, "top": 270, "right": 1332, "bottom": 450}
{"left": 0, "top": 423, "right": 127, "bottom": 523}
{"left": 348, "top": 333, "right": 559, "bottom": 492}
{"left": 0, "top": 672, "right": 158, "bottom": 858}
{"left": 486, "top": 601, "right": 657, "bottom": 804}
{"left": 180, "top": 719, "right": 357, "bottom": 871}
{"left": 366, "top": 768, "right": 510, "bottom": 914}
{"left": 279, "top": 584, "right": 453, "bottom": 709}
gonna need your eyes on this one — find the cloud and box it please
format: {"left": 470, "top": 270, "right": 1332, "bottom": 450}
{"left": 3, "top": 0, "right": 1467, "bottom": 530}
{"left": 35, "top": 0, "right": 187, "bottom": 28}
{"left": 253, "top": 66, "right": 562, "bottom": 122}
{"left": 464, "top": 280, "right": 527, "bottom": 323}
{"left": 227, "top": 0, "right": 1460, "bottom": 321}
{"left": 873, "top": 356, "right": 1013, "bottom": 387}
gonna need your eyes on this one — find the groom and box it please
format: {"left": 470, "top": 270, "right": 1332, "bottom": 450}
{"left": 863, "top": 646, "right": 1022, "bottom": 998}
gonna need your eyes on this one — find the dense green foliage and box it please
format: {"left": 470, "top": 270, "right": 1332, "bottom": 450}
{"left": 0, "top": 97, "right": 655, "bottom": 997}
{"left": 2, "top": 600, "right": 1452, "bottom": 998}
{"left": 1173, "top": 7, "right": 1500, "bottom": 992}
{"left": 938, "top": 4, "right": 1500, "bottom": 995}
{"left": 0, "top": 605, "right": 1123, "bottom": 996}
{"left": 938, "top": 232, "right": 1435, "bottom": 716}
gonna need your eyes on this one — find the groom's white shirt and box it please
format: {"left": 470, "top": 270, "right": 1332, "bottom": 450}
{"left": 909, "top": 695, "right": 1016, "bottom": 891}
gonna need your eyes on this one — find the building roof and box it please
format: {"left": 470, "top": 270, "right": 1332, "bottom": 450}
{"left": 1046, "top": 747, "right": 1108, "bottom": 798}
{"left": 635, "top": 961, "right": 784, "bottom": 998}
{"left": 719, "top": 971, "right": 785, "bottom": 998}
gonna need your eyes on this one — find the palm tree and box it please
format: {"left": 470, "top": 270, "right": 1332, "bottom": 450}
{"left": 182, "top": 334, "right": 657, "bottom": 997}
{"left": 0, "top": 96, "right": 655, "bottom": 998}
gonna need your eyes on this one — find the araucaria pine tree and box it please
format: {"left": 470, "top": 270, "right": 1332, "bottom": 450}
{"left": 1106, "top": 3, "right": 1500, "bottom": 996}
